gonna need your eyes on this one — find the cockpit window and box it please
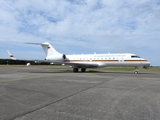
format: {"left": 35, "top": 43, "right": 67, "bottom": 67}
{"left": 131, "top": 55, "right": 140, "bottom": 58}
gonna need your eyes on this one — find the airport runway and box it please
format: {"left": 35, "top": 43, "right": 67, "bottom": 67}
{"left": 0, "top": 65, "right": 160, "bottom": 120}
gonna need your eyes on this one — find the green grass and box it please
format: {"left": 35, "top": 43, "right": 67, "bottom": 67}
{"left": 89, "top": 67, "right": 160, "bottom": 72}
{"left": 91, "top": 67, "right": 135, "bottom": 71}
{"left": 139, "top": 67, "right": 160, "bottom": 72}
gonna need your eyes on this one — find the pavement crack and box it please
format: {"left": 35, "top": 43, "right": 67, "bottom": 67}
{"left": 12, "top": 77, "right": 114, "bottom": 120}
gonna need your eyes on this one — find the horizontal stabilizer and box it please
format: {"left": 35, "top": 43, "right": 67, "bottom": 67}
{"left": 24, "top": 42, "right": 41, "bottom": 45}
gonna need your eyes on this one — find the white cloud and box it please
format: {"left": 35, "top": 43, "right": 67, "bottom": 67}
{"left": 0, "top": 0, "right": 160, "bottom": 65}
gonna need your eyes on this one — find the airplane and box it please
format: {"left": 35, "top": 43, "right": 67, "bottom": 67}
{"left": 7, "top": 51, "right": 16, "bottom": 60}
{"left": 7, "top": 50, "right": 48, "bottom": 66}
{"left": 8, "top": 42, "right": 150, "bottom": 73}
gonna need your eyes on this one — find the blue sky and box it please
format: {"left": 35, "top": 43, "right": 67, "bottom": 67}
{"left": 0, "top": 0, "right": 160, "bottom": 66}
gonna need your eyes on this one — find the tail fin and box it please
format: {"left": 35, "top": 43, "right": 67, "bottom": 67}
{"left": 7, "top": 50, "right": 17, "bottom": 60}
{"left": 40, "top": 42, "right": 61, "bottom": 57}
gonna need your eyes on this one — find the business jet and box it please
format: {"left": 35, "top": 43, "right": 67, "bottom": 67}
{"left": 8, "top": 42, "right": 150, "bottom": 73}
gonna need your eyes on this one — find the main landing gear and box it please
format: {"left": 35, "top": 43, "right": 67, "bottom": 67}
{"left": 73, "top": 68, "right": 78, "bottom": 72}
{"left": 73, "top": 68, "right": 86, "bottom": 72}
{"left": 81, "top": 68, "right": 86, "bottom": 72}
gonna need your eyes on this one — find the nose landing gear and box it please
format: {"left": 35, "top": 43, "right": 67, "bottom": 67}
{"left": 134, "top": 67, "right": 139, "bottom": 74}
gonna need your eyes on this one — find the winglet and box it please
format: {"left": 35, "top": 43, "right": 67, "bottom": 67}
{"left": 7, "top": 50, "right": 17, "bottom": 60}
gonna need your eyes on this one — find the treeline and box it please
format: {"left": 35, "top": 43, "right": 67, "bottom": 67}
{"left": 0, "top": 59, "right": 50, "bottom": 65}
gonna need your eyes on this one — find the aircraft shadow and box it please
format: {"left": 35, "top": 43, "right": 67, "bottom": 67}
{"left": 29, "top": 70, "right": 153, "bottom": 75}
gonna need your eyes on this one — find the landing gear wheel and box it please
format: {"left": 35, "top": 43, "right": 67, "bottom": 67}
{"left": 134, "top": 67, "right": 139, "bottom": 74}
{"left": 81, "top": 68, "right": 86, "bottom": 72}
{"left": 73, "top": 68, "right": 78, "bottom": 72}
{"left": 134, "top": 71, "right": 138, "bottom": 74}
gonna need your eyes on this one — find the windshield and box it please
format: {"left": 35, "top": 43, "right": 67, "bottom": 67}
{"left": 131, "top": 55, "right": 140, "bottom": 58}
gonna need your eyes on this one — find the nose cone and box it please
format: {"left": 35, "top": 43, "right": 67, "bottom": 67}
{"left": 146, "top": 61, "right": 151, "bottom": 66}
{"left": 142, "top": 60, "right": 151, "bottom": 67}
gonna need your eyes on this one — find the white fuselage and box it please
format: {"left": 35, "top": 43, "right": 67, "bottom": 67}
{"left": 47, "top": 53, "right": 150, "bottom": 68}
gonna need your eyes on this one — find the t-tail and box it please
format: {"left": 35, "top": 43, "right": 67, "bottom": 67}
{"left": 40, "top": 42, "right": 66, "bottom": 62}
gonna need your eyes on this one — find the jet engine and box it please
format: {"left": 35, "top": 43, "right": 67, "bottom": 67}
{"left": 46, "top": 54, "right": 66, "bottom": 61}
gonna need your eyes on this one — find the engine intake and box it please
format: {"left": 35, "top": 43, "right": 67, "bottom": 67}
{"left": 63, "top": 54, "right": 66, "bottom": 59}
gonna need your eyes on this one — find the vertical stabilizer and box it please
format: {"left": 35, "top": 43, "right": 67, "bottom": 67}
{"left": 41, "top": 42, "right": 61, "bottom": 57}
{"left": 7, "top": 50, "right": 17, "bottom": 60}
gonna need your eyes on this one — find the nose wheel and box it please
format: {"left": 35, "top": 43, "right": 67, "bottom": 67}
{"left": 134, "top": 71, "right": 138, "bottom": 74}
{"left": 134, "top": 67, "right": 139, "bottom": 74}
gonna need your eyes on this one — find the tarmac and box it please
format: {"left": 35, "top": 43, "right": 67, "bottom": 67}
{"left": 0, "top": 65, "right": 160, "bottom": 120}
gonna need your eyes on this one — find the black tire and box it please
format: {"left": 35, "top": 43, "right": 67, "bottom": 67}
{"left": 81, "top": 68, "right": 86, "bottom": 72}
{"left": 73, "top": 68, "right": 78, "bottom": 72}
{"left": 134, "top": 71, "right": 138, "bottom": 74}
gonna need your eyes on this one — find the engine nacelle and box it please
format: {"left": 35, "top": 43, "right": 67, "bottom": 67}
{"left": 46, "top": 54, "right": 66, "bottom": 61}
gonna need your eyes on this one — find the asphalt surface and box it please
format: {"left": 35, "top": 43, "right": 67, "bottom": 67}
{"left": 0, "top": 65, "right": 160, "bottom": 120}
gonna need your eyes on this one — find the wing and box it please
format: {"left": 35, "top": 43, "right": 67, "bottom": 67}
{"left": 63, "top": 62, "right": 98, "bottom": 68}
